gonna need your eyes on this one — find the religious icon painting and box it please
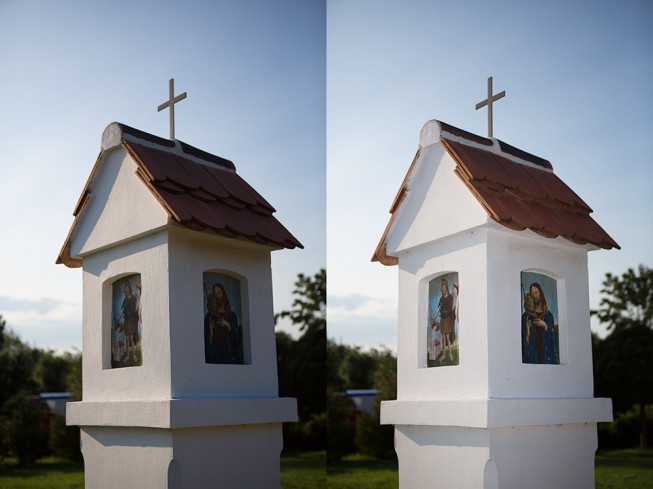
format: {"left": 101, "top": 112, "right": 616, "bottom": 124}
{"left": 111, "top": 274, "right": 142, "bottom": 369}
{"left": 521, "top": 271, "right": 560, "bottom": 365}
{"left": 427, "top": 272, "right": 460, "bottom": 367}
{"left": 203, "top": 272, "right": 245, "bottom": 365}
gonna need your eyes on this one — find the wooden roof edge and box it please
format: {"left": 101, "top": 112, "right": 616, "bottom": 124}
{"left": 373, "top": 146, "right": 425, "bottom": 266}
{"left": 372, "top": 205, "right": 401, "bottom": 266}
{"left": 133, "top": 170, "right": 182, "bottom": 223}
{"left": 56, "top": 238, "right": 82, "bottom": 268}
{"left": 371, "top": 242, "right": 398, "bottom": 266}
{"left": 389, "top": 147, "right": 421, "bottom": 213}
{"left": 72, "top": 149, "right": 105, "bottom": 216}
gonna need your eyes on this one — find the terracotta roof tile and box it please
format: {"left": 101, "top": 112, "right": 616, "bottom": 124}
{"left": 372, "top": 121, "right": 619, "bottom": 265}
{"left": 124, "top": 140, "right": 300, "bottom": 247}
{"left": 57, "top": 123, "right": 302, "bottom": 267}
{"left": 447, "top": 134, "right": 618, "bottom": 249}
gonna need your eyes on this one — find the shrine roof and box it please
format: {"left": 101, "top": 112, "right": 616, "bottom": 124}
{"left": 57, "top": 122, "right": 302, "bottom": 268}
{"left": 372, "top": 120, "right": 619, "bottom": 266}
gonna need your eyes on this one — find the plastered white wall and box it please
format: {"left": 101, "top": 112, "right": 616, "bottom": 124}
{"left": 381, "top": 398, "right": 611, "bottom": 428}
{"left": 81, "top": 231, "right": 172, "bottom": 401}
{"left": 386, "top": 143, "right": 488, "bottom": 258}
{"left": 489, "top": 423, "right": 598, "bottom": 489}
{"left": 394, "top": 423, "right": 598, "bottom": 489}
{"left": 80, "top": 427, "right": 174, "bottom": 489}
{"left": 396, "top": 229, "right": 490, "bottom": 400}
{"left": 395, "top": 425, "right": 490, "bottom": 489}
{"left": 79, "top": 226, "right": 283, "bottom": 402}
{"left": 80, "top": 424, "right": 285, "bottom": 489}
{"left": 486, "top": 226, "right": 595, "bottom": 399}
{"left": 71, "top": 148, "right": 169, "bottom": 259}
{"left": 171, "top": 424, "right": 284, "bottom": 489}
{"left": 392, "top": 225, "right": 600, "bottom": 402}
{"left": 385, "top": 119, "right": 608, "bottom": 489}
{"left": 167, "top": 228, "right": 280, "bottom": 399}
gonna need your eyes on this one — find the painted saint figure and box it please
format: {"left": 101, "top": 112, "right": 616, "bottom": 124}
{"left": 431, "top": 278, "right": 456, "bottom": 363}
{"left": 120, "top": 282, "right": 139, "bottom": 364}
{"left": 521, "top": 282, "right": 558, "bottom": 364}
{"left": 204, "top": 283, "right": 242, "bottom": 364}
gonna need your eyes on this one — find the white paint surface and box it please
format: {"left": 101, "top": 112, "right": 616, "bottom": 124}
{"left": 81, "top": 424, "right": 285, "bottom": 489}
{"left": 382, "top": 120, "right": 612, "bottom": 488}
{"left": 385, "top": 143, "right": 488, "bottom": 257}
{"left": 71, "top": 147, "right": 170, "bottom": 259}
{"left": 394, "top": 423, "right": 599, "bottom": 489}
{"left": 66, "top": 127, "right": 296, "bottom": 488}
{"left": 68, "top": 398, "right": 297, "bottom": 428}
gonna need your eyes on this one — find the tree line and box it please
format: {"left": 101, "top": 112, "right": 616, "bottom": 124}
{"left": 592, "top": 264, "right": 653, "bottom": 449}
{"left": 0, "top": 315, "right": 82, "bottom": 464}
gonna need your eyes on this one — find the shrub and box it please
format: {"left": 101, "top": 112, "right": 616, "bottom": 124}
{"left": 2, "top": 394, "right": 48, "bottom": 465}
{"left": 327, "top": 395, "right": 355, "bottom": 462}
{"left": 49, "top": 415, "right": 82, "bottom": 462}
{"left": 598, "top": 405, "right": 653, "bottom": 449}
{"left": 354, "top": 409, "right": 395, "bottom": 460}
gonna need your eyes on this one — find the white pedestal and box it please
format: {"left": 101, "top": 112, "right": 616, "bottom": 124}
{"left": 69, "top": 398, "right": 297, "bottom": 489}
{"left": 382, "top": 398, "right": 612, "bottom": 489}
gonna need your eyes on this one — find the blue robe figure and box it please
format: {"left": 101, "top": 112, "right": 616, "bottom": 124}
{"left": 204, "top": 283, "right": 243, "bottom": 364}
{"left": 521, "top": 284, "right": 558, "bottom": 364}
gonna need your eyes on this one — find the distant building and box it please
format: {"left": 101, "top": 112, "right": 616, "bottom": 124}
{"left": 344, "top": 389, "right": 378, "bottom": 414}
{"left": 38, "top": 392, "right": 71, "bottom": 417}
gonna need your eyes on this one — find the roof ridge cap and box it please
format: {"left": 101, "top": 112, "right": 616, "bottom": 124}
{"left": 420, "top": 119, "right": 555, "bottom": 173}
{"left": 441, "top": 131, "right": 554, "bottom": 174}
{"left": 101, "top": 122, "right": 236, "bottom": 174}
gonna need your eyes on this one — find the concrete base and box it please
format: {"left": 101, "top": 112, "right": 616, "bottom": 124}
{"left": 393, "top": 423, "right": 598, "bottom": 489}
{"left": 69, "top": 397, "right": 297, "bottom": 488}
{"left": 81, "top": 424, "right": 284, "bottom": 489}
{"left": 67, "top": 397, "right": 298, "bottom": 428}
{"left": 382, "top": 398, "right": 611, "bottom": 489}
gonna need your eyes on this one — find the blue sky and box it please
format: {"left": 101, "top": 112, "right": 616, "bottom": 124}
{"left": 0, "top": 0, "right": 325, "bottom": 351}
{"left": 0, "top": 0, "right": 650, "bottom": 354}
{"left": 327, "top": 0, "right": 653, "bottom": 350}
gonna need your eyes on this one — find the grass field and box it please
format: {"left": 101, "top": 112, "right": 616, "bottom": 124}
{"left": 281, "top": 450, "right": 326, "bottom": 489}
{"left": 0, "top": 451, "right": 325, "bottom": 489}
{"left": 327, "top": 454, "right": 398, "bottom": 489}
{"left": 595, "top": 449, "right": 653, "bottom": 489}
{"left": 0, "top": 457, "right": 84, "bottom": 489}
{"left": 326, "top": 450, "right": 653, "bottom": 489}
{"left": 0, "top": 449, "right": 650, "bottom": 487}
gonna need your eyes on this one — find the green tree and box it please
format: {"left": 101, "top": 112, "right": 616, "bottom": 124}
{"left": 326, "top": 341, "right": 398, "bottom": 461}
{"left": 2, "top": 393, "right": 48, "bottom": 465}
{"left": 0, "top": 317, "right": 39, "bottom": 407}
{"left": 48, "top": 351, "right": 83, "bottom": 462}
{"left": 275, "top": 269, "right": 326, "bottom": 449}
{"left": 276, "top": 269, "right": 326, "bottom": 333}
{"left": 338, "top": 346, "right": 378, "bottom": 389}
{"left": 327, "top": 339, "right": 348, "bottom": 393}
{"left": 33, "top": 350, "right": 74, "bottom": 393}
{"left": 592, "top": 265, "right": 653, "bottom": 448}
{"left": 354, "top": 349, "right": 396, "bottom": 459}
{"left": 0, "top": 316, "right": 83, "bottom": 464}
{"left": 64, "top": 351, "right": 83, "bottom": 401}
{"left": 592, "top": 264, "right": 652, "bottom": 331}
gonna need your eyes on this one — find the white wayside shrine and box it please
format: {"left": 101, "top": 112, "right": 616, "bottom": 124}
{"left": 373, "top": 120, "right": 619, "bottom": 489}
{"left": 57, "top": 122, "right": 302, "bottom": 488}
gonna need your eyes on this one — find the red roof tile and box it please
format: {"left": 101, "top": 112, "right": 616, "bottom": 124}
{"left": 57, "top": 123, "right": 302, "bottom": 267}
{"left": 372, "top": 121, "right": 619, "bottom": 265}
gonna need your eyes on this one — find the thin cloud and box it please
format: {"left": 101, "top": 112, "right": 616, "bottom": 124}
{"left": 0, "top": 296, "right": 81, "bottom": 351}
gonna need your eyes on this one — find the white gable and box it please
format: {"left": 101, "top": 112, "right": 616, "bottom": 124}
{"left": 385, "top": 141, "right": 488, "bottom": 258}
{"left": 69, "top": 147, "right": 170, "bottom": 259}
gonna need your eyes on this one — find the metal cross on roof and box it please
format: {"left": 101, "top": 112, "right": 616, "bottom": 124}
{"left": 157, "top": 78, "right": 187, "bottom": 140}
{"left": 475, "top": 76, "right": 505, "bottom": 138}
